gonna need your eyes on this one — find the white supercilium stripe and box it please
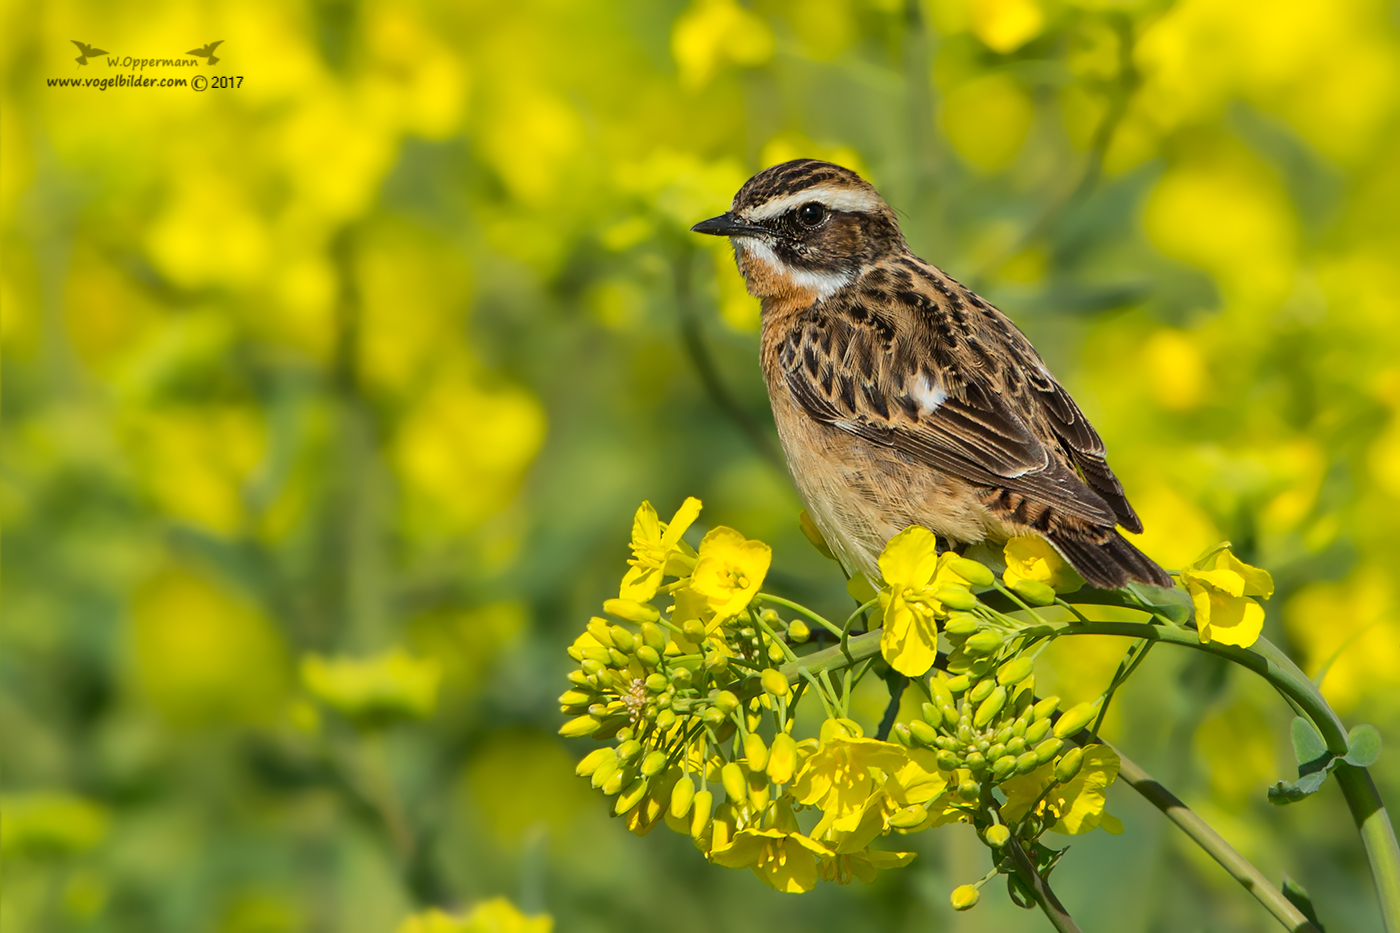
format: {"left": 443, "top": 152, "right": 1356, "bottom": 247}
{"left": 742, "top": 184, "right": 883, "bottom": 222}
{"left": 736, "top": 238, "right": 852, "bottom": 299}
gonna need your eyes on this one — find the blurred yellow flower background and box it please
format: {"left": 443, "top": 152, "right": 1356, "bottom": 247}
{"left": 3, "top": 0, "right": 1400, "bottom": 930}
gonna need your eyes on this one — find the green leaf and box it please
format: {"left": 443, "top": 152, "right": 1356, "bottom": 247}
{"left": 1281, "top": 874, "right": 1327, "bottom": 932}
{"left": 1268, "top": 769, "right": 1331, "bottom": 805}
{"left": 1124, "top": 582, "right": 1193, "bottom": 625}
{"left": 1290, "top": 717, "right": 1330, "bottom": 774}
{"left": 1344, "top": 723, "right": 1382, "bottom": 767}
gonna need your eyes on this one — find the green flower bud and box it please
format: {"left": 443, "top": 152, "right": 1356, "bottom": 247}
{"left": 949, "top": 557, "right": 995, "bottom": 587}
{"left": 936, "top": 749, "right": 961, "bottom": 771}
{"left": 581, "top": 647, "right": 612, "bottom": 665}
{"left": 951, "top": 884, "right": 980, "bottom": 911}
{"left": 721, "top": 762, "right": 747, "bottom": 802}
{"left": 936, "top": 586, "right": 977, "bottom": 611}
{"left": 1014, "top": 751, "right": 1041, "bottom": 775}
{"left": 957, "top": 779, "right": 980, "bottom": 802}
{"left": 670, "top": 775, "right": 696, "bottom": 819}
{"left": 715, "top": 691, "right": 740, "bottom": 714}
{"left": 703, "top": 653, "right": 728, "bottom": 675}
{"left": 943, "top": 613, "right": 979, "bottom": 636}
{"left": 576, "top": 747, "right": 614, "bottom": 778}
{"left": 616, "top": 726, "right": 634, "bottom": 741}
{"left": 607, "top": 648, "right": 630, "bottom": 668}
{"left": 974, "top": 685, "right": 1008, "bottom": 728}
{"left": 1053, "top": 701, "right": 1099, "bottom": 739}
{"left": 946, "top": 674, "right": 971, "bottom": 694}
{"left": 1011, "top": 579, "right": 1056, "bottom": 607}
{"left": 690, "top": 789, "right": 713, "bottom": 838}
{"left": 560, "top": 715, "right": 601, "bottom": 738}
{"left": 655, "top": 708, "right": 677, "bottom": 730}
{"left": 969, "top": 656, "right": 995, "bottom": 677}
{"left": 744, "top": 733, "right": 769, "bottom": 771}
{"left": 1033, "top": 696, "right": 1061, "bottom": 720}
{"left": 615, "top": 740, "right": 642, "bottom": 763}
{"left": 963, "top": 630, "right": 1003, "bottom": 656}
{"left": 640, "top": 621, "right": 667, "bottom": 652}
{"left": 1026, "top": 718, "right": 1051, "bottom": 744}
{"left": 567, "top": 669, "right": 590, "bottom": 686}
{"left": 701, "top": 707, "right": 727, "bottom": 727}
{"left": 590, "top": 754, "right": 620, "bottom": 789}
{"left": 888, "top": 804, "right": 928, "bottom": 829}
{"left": 787, "top": 620, "right": 811, "bottom": 643}
{"left": 908, "top": 720, "right": 938, "bottom": 747}
{"left": 991, "top": 755, "right": 1017, "bottom": 780}
{"left": 940, "top": 703, "right": 959, "bottom": 726}
{"left": 636, "top": 645, "right": 661, "bottom": 668}
{"left": 767, "top": 732, "right": 799, "bottom": 784}
{"left": 748, "top": 775, "right": 771, "bottom": 811}
{"left": 604, "top": 599, "right": 659, "bottom": 623}
{"left": 615, "top": 776, "right": 648, "bottom": 814}
{"left": 929, "top": 675, "right": 956, "bottom": 707}
{"left": 759, "top": 608, "right": 781, "bottom": 626}
{"left": 968, "top": 678, "right": 995, "bottom": 704}
{"left": 983, "top": 824, "right": 1010, "bottom": 847}
{"left": 609, "top": 626, "right": 636, "bottom": 653}
{"left": 996, "top": 657, "right": 1034, "bottom": 687}
{"left": 671, "top": 667, "right": 693, "bottom": 688}
{"left": 587, "top": 618, "right": 614, "bottom": 647}
{"left": 760, "top": 669, "right": 789, "bottom": 698}
{"left": 641, "top": 750, "right": 669, "bottom": 777}
{"left": 992, "top": 725, "right": 1014, "bottom": 746}
{"left": 581, "top": 659, "right": 605, "bottom": 676}
{"left": 644, "top": 673, "right": 668, "bottom": 693}
{"left": 891, "top": 723, "right": 913, "bottom": 746}
{"left": 956, "top": 721, "right": 973, "bottom": 744}
{"left": 1035, "top": 737, "right": 1064, "bottom": 764}
{"left": 601, "top": 764, "right": 633, "bottom": 796}
{"left": 986, "top": 742, "right": 1006, "bottom": 761}
{"left": 682, "top": 618, "right": 707, "bottom": 642}
{"left": 964, "top": 751, "right": 987, "bottom": 773}
{"left": 767, "top": 642, "right": 785, "bottom": 663}
{"left": 1055, "top": 746, "right": 1085, "bottom": 783}
{"left": 558, "top": 689, "right": 593, "bottom": 708}
{"left": 1011, "top": 717, "right": 1028, "bottom": 738}
{"left": 1005, "top": 736, "right": 1026, "bottom": 756}
{"left": 921, "top": 702, "right": 943, "bottom": 728}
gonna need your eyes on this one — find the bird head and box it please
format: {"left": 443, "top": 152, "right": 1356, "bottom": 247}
{"left": 691, "top": 159, "right": 904, "bottom": 301}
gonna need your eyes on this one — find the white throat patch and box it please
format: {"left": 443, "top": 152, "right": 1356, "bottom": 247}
{"left": 735, "top": 237, "right": 852, "bottom": 300}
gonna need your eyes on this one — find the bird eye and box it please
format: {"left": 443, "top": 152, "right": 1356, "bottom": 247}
{"left": 796, "top": 202, "right": 827, "bottom": 227}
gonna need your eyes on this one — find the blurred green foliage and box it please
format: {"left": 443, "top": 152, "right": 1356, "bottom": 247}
{"left": 3, "top": 0, "right": 1400, "bottom": 930}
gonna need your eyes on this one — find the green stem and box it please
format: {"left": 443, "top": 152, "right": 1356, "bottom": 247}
{"left": 1108, "top": 743, "right": 1320, "bottom": 932}
{"left": 1003, "top": 831, "right": 1083, "bottom": 933}
{"left": 756, "top": 594, "right": 844, "bottom": 639}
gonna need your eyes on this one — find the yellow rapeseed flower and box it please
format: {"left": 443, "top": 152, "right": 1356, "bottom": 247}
{"left": 709, "top": 826, "right": 833, "bottom": 893}
{"left": 620, "top": 497, "right": 702, "bottom": 602}
{"left": 689, "top": 526, "right": 772, "bottom": 620}
{"left": 818, "top": 848, "right": 917, "bottom": 884}
{"left": 1000, "top": 744, "right": 1122, "bottom": 835}
{"left": 877, "top": 526, "right": 972, "bottom": 676}
{"left": 1002, "top": 535, "right": 1083, "bottom": 593}
{"left": 792, "top": 724, "right": 908, "bottom": 835}
{"left": 1181, "top": 544, "right": 1275, "bottom": 648}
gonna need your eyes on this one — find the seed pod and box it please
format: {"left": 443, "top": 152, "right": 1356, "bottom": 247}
{"left": 760, "top": 669, "right": 789, "bottom": 698}
{"left": 974, "top": 685, "right": 1008, "bottom": 728}
{"left": 909, "top": 720, "right": 939, "bottom": 746}
{"left": 560, "top": 715, "right": 601, "bottom": 738}
{"left": 1033, "top": 737, "right": 1064, "bottom": 764}
{"left": 888, "top": 804, "right": 929, "bottom": 829}
{"left": 576, "top": 747, "right": 614, "bottom": 778}
{"left": 983, "top": 824, "right": 1010, "bottom": 847}
{"left": 1011, "top": 579, "right": 1056, "bottom": 607}
{"left": 655, "top": 709, "right": 677, "bottom": 730}
{"left": 670, "top": 775, "right": 696, "bottom": 819}
{"left": 644, "top": 673, "right": 668, "bottom": 693}
{"left": 615, "top": 740, "right": 642, "bottom": 763}
{"left": 721, "top": 762, "right": 747, "bottom": 802}
{"left": 604, "top": 598, "right": 659, "bottom": 623}
{"left": 921, "top": 702, "right": 943, "bottom": 728}
{"left": 1055, "top": 746, "right": 1085, "bottom": 783}
{"left": 964, "top": 751, "right": 987, "bottom": 773}
{"left": 996, "top": 657, "right": 1034, "bottom": 687}
{"left": 1053, "top": 701, "right": 1099, "bottom": 739}
{"left": 641, "top": 750, "right": 669, "bottom": 777}
{"left": 946, "top": 674, "right": 971, "bottom": 695}
{"left": 1014, "top": 751, "right": 1040, "bottom": 775}
{"left": 968, "top": 678, "right": 995, "bottom": 704}
{"left": 767, "top": 732, "right": 798, "bottom": 784}
{"left": 936, "top": 586, "right": 977, "bottom": 611}
{"left": 985, "top": 742, "right": 1006, "bottom": 762}
{"left": 944, "top": 613, "right": 978, "bottom": 636}
{"left": 964, "top": 630, "right": 1003, "bottom": 656}
{"left": 681, "top": 618, "right": 707, "bottom": 642}
{"left": 936, "top": 749, "right": 961, "bottom": 771}
{"left": 991, "top": 755, "right": 1017, "bottom": 780}
{"left": 949, "top": 557, "right": 995, "bottom": 587}
{"left": 690, "top": 789, "right": 714, "bottom": 838}
{"left": 1025, "top": 718, "right": 1051, "bottom": 744}
{"left": 951, "top": 884, "right": 980, "bottom": 911}
{"left": 1032, "top": 696, "right": 1060, "bottom": 721}
{"left": 615, "top": 776, "right": 648, "bottom": 814}
{"left": 744, "top": 733, "right": 769, "bottom": 771}
{"left": 640, "top": 621, "right": 667, "bottom": 652}
{"left": 636, "top": 645, "right": 661, "bottom": 668}
{"left": 891, "top": 723, "right": 913, "bottom": 747}
{"left": 787, "top": 620, "right": 811, "bottom": 643}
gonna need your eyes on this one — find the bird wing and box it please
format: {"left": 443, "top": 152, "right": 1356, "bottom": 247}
{"left": 776, "top": 286, "right": 1122, "bottom": 529}
{"left": 208, "top": 40, "right": 224, "bottom": 51}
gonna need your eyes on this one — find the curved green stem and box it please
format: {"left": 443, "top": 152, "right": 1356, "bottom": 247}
{"left": 1003, "top": 831, "right": 1083, "bottom": 933}
{"left": 756, "top": 594, "right": 844, "bottom": 639}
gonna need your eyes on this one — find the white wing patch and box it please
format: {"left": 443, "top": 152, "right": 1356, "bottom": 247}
{"left": 742, "top": 184, "right": 883, "bottom": 222}
{"left": 910, "top": 373, "right": 947, "bottom": 416}
{"left": 735, "top": 238, "right": 852, "bottom": 299}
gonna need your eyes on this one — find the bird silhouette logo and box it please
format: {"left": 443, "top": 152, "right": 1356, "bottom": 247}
{"left": 71, "top": 40, "right": 108, "bottom": 66}
{"left": 187, "top": 40, "right": 223, "bottom": 65}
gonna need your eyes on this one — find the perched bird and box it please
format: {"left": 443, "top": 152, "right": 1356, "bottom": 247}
{"left": 187, "top": 40, "right": 223, "bottom": 65}
{"left": 71, "top": 40, "right": 108, "bottom": 66}
{"left": 691, "top": 159, "right": 1170, "bottom": 590}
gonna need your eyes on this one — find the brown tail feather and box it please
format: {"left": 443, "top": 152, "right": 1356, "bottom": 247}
{"left": 1048, "top": 530, "right": 1173, "bottom": 590}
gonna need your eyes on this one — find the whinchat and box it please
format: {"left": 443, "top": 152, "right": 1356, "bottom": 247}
{"left": 692, "top": 159, "right": 1170, "bottom": 590}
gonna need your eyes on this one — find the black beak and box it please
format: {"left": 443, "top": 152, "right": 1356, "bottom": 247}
{"left": 691, "top": 212, "right": 768, "bottom": 238}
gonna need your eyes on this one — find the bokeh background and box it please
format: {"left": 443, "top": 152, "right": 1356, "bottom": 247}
{"left": 4, "top": 0, "right": 1400, "bottom": 930}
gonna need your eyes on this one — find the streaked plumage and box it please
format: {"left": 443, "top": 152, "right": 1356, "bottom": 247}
{"left": 692, "top": 159, "right": 1170, "bottom": 590}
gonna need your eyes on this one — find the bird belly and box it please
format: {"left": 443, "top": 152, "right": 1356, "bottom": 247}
{"left": 768, "top": 392, "right": 1000, "bottom": 582}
